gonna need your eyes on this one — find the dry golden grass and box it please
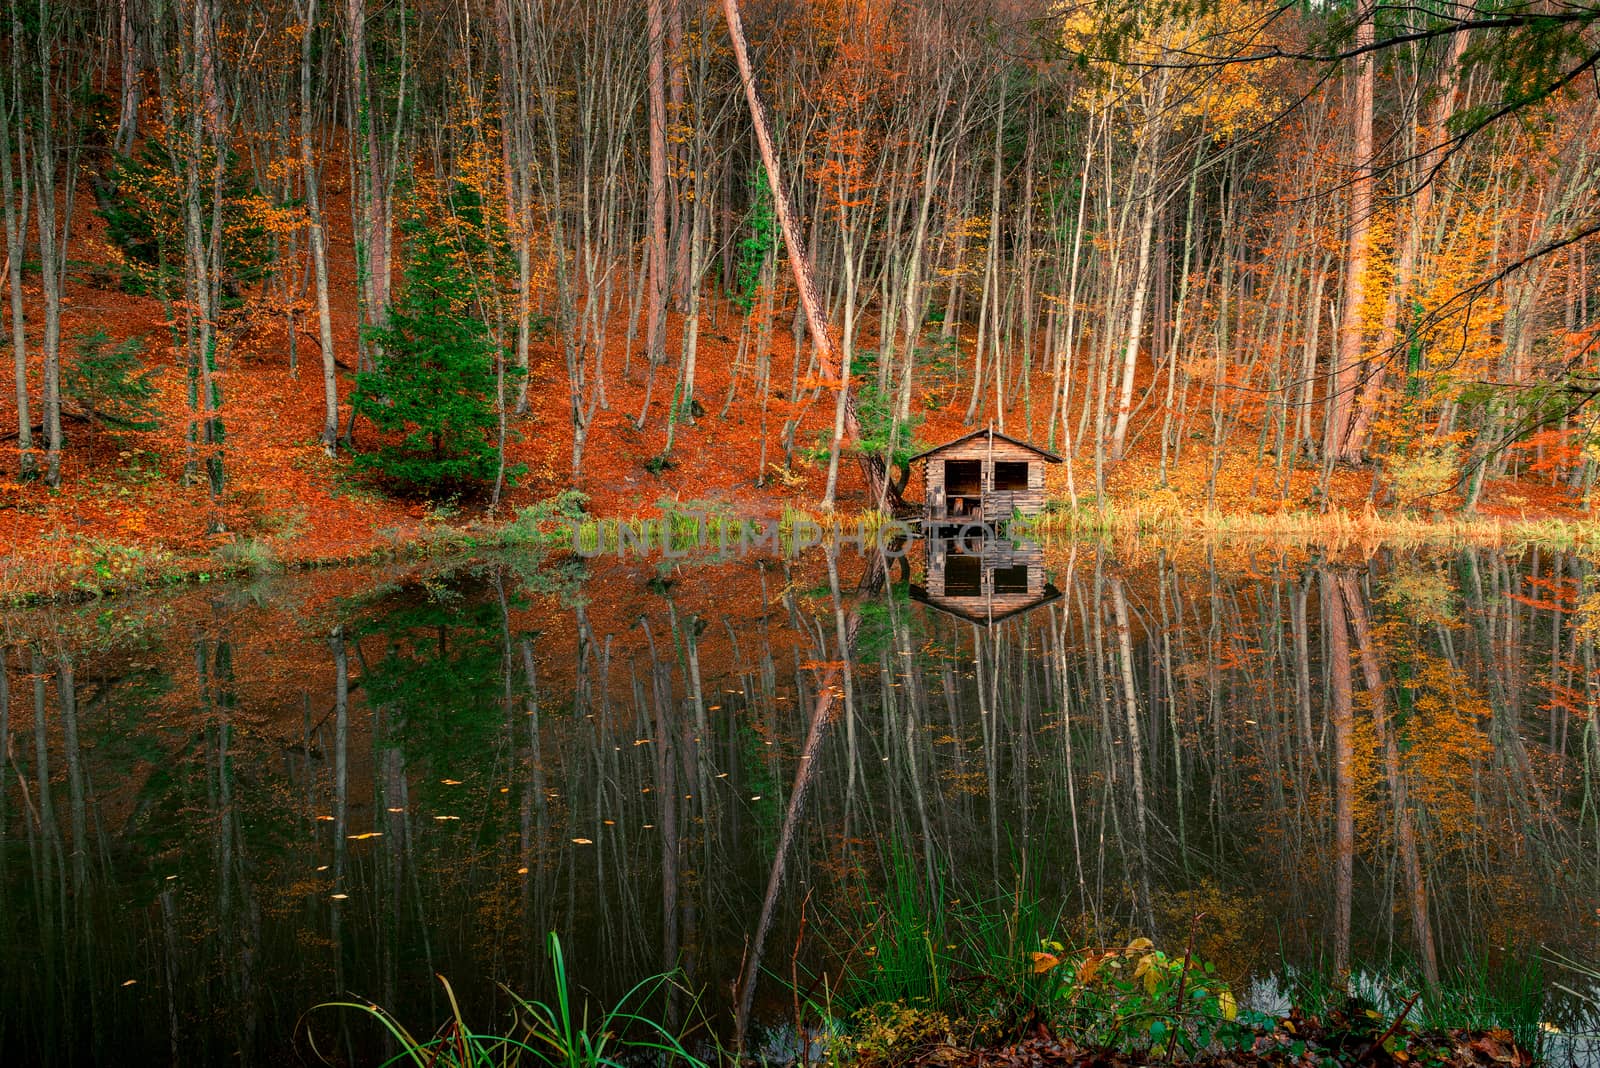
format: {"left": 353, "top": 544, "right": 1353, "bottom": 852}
{"left": 1021, "top": 501, "right": 1600, "bottom": 553}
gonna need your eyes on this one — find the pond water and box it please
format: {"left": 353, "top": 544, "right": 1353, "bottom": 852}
{"left": 3, "top": 540, "right": 1599, "bottom": 1064}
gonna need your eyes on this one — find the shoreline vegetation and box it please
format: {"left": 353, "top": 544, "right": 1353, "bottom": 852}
{"left": 306, "top": 926, "right": 1550, "bottom": 1068}
{"left": 7, "top": 497, "right": 1600, "bottom": 606}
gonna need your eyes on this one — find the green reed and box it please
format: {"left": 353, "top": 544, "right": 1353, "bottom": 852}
{"left": 306, "top": 932, "right": 707, "bottom": 1068}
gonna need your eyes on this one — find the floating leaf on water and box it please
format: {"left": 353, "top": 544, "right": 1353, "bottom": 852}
{"left": 316, "top": 865, "right": 329, "bottom": 872}
{"left": 571, "top": 838, "right": 593, "bottom": 845}
{"left": 386, "top": 807, "right": 405, "bottom": 813}
{"left": 330, "top": 893, "right": 349, "bottom": 900}
{"left": 316, "top": 815, "right": 334, "bottom": 821}
{"left": 346, "top": 832, "right": 383, "bottom": 840}
{"left": 433, "top": 815, "right": 461, "bottom": 821}
{"left": 440, "top": 779, "right": 463, "bottom": 786}
{"left": 602, "top": 819, "right": 616, "bottom": 825}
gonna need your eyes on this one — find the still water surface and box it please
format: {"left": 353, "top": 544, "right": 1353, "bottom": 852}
{"left": 2, "top": 542, "right": 1598, "bottom": 1064}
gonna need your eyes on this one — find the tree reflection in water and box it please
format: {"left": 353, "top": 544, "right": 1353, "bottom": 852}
{"left": 1, "top": 544, "right": 1597, "bottom": 1063}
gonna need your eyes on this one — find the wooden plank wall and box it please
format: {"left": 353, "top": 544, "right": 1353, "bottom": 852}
{"left": 922, "top": 439, "right": 1050, "bottom": 518}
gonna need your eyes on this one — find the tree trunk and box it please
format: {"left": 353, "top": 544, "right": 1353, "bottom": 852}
{"left": 1, "top": 56, "right": 33, "bottom": 482}
{"left": 1322, "top": 569, "right": 1356, "bottom": 978}
{"left": 822, "top": 211, "right": 858, "bottom": 510}
{"left": 32, "top": 72, "right": 69, "bottom": 488}
{"left": 1344, "top": 30, "right": 1471, "bottom": 455}
{"left": 639, "top": 0, "right": 670, "bottom": 429}
{"left": 1339, "top": 572, "right": 1439, "bottom": 991}
{"left": 1110, "top": 77, "right": 1167, "bottom": 460}
{"left": 1329, "top": 9, "right": 1375, "bottom": 463}
{"left": 299, "top": 0, "right": 340, "bottom": 455}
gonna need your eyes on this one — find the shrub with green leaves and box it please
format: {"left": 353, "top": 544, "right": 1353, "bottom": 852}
{"left": 506, "top": 490, "right": 593, "bottom": 549}
{"left": 733, "top": 171, "right": 776, "bottom": 313}
{"left": 805, "top": 350, "right": 926, "bottom": 492}
{"left": 1385, "top": 446, "right": 1460, "bottom": 511}
{"left": 1030, "top": 937, "right": 1247, "bottom": 1055}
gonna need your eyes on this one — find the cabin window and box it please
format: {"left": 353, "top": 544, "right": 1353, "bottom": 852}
{"left": 993, "top": 565, "right": 1029, "bottom": 594}
{"left": 994, "top": 461, "right": 1030, "bottom": 491}
{"left": 944, "top": 554, "right": 982, "bottom": 596}
{"left": 944, "top": 459, "right": 981, "bottom": 496}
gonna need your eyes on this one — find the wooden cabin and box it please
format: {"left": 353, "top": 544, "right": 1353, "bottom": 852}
{"left": 911, "top": 536, "right": 1060, "bottom": 626}
{"left": 909, "top": 426, "right": 1061, "bottom": 525}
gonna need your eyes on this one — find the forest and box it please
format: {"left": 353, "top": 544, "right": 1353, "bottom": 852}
{"left": 2, "top": 0, "right": 1600, "bottom": 587}
{"left": 7, "top": 2, "right": 1600, "bottom": 1060}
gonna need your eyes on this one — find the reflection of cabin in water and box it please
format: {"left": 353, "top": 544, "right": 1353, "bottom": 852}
{"left": 911, "top": 537, "right": 1061, "bottom": 625}
{"left": 909, "top": 426, "right": 1060, "bottom": 525}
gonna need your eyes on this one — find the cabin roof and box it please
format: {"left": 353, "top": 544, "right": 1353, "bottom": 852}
{"left": 910, "top": 584, "right": 1063, "bottom": 626}
{"left": 907, "top": 427, "right": 1063, "bottom": 464}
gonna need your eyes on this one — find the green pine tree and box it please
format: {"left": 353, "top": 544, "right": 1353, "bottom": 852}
{"left": 66, "top": 330, "right": 159, "bottom": 432}
{"left": 350, "top": 202, "right": 505, "bottom": 495}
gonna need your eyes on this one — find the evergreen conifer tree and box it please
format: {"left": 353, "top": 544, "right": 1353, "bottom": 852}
{"left": 351, "top": 200, "right": 504, "bottom": 493}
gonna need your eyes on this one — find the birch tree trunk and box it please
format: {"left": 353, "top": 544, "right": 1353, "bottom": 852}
{"left": 298, "top": 0, "right": 340, "bottom": 455}
{"left": 1109, "top": 68, "right": 1168, "bottom": 460}
{"left": 31, "top": 11, "right": 75, "bottom": 489}
{"left": 637, "top": 0, "right": 670, "bottom": 429}
{"left": 0, "top": 44, "right": 32, "bottom": 481}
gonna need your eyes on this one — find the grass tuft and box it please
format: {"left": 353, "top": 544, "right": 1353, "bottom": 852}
{"left": 303, "top": 932, "right": 709, "bottom": 1068}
